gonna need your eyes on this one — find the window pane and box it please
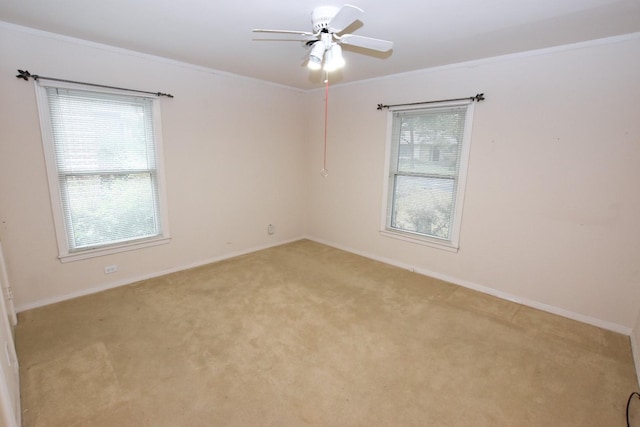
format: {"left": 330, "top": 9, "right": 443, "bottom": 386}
{"left": 390, "top": 175, "right": 455, "bottom": 239}
{"left": 62, "top": 173, "right": 159, "bottom": 249}
{"left": 395, "top": 106, "right": 466, "bottom": 176}
{"left": 47, "top": 88, "right": 156, "bottom": 173}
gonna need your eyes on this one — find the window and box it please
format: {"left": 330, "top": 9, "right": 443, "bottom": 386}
{"left": 36, "top": 82, "right": 170, "bottom": 262}
{"left": 381, "top": 100, "right": 475, "bottom": 251}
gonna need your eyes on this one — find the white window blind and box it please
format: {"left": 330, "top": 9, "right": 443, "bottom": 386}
{"left": 383, "top": 101, "right": 474, "bottom": 250}
{"left": 43, "top": 87, "right": 165, "bottom": 254}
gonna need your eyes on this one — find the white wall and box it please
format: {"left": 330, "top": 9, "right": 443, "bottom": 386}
{"left": 306, "top": 35, "right": 640, "bottom": 331}
{"left": 0, "top": 23, "right": 307, "bottom": 309}
{"left": 1, "top": 21, "right": 639, "bottom": 333}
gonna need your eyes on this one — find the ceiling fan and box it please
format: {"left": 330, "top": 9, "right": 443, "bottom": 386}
{"left": 252, "top": 4, "right": 393, "bottom": 72}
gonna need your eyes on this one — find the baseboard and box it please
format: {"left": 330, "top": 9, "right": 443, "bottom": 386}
{"left": 303, "top": 235, "right": 631, "bottom": 336}
{"left": 17, "top": 234, "right": 632, "bottom": 337}
{"left": 15, "top": 236, "right": 304, "bottom": 313}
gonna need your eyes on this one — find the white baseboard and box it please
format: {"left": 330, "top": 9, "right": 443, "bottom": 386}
{"left": 15, "top": 236, "right": 304, "bottom": 313}
{"left": 17, "top": 234, "right": 632, "bottom": 337}
{"left": 303, "top": 235, "right": 631, "bottom": 336}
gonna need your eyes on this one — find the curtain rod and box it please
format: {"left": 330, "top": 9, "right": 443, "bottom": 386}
{"left": 377, "top": 93, "right": 484, "bottom": 110}
{"left": 15, "top": 69, "right": 174, "bottom": 98}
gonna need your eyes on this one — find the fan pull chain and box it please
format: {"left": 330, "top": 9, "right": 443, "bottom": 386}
{"left": 320, "top": 76, "right": 329, "bottom": 177}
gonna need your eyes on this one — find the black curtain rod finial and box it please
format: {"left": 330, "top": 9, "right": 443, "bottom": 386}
{"left": 16, "top": 69, "right": 37, "bottom": 81}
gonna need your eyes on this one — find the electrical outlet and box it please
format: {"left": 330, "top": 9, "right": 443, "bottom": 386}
{"left": 104, "top": 265, "right": 118, "bottom": 274}
{"left": 267, "top": 224, "right": 275, "bottom": 235}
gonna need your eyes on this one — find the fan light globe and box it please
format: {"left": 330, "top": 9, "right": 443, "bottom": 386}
{"left": 308, "top": 40, "right": 326, "bottom": 70}
{"left": 323, "top": 44, "right": 345, "bottom": 72}
{"left": 307, "top": 57, "right": 322, "bottom": 70}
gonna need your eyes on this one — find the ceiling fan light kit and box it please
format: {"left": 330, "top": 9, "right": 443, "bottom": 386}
{"left": 307, "top": 35, "right": 346, "bottom": 72}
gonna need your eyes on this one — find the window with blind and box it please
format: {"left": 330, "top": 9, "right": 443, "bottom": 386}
{"left": 36, "top": 82, "right": 170, "bottom": 262}
{"left": 381, "top": 101, "right": 475, "bottom": 251}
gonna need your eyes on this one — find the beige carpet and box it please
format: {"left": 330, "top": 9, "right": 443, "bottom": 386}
{"left": 15, "top": 240, "right": 638, "bottom": 426}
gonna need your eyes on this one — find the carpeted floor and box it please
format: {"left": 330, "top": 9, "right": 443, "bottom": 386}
{"left": 15, "top": 240, "right": 638, "bottom": 426}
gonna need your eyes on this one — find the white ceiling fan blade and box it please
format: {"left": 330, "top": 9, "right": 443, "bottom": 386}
{"left": 340, "top": 34, "right": 393, "bottom": 52}
{"left": 252, "top": 29, "right": 315, "bottom": 37}
{"left": 328, "top": 4, "right": 364, "bottom": 33}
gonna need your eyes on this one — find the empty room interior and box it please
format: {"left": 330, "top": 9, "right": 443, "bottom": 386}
{"left": 1, "top": 0, "right": 640, "bottom": 425}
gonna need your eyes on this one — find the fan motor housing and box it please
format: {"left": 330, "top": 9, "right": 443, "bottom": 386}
{"left": 311, "top": 6, "right": 339, "bottom": 32}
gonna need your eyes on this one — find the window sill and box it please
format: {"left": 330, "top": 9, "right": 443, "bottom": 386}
{"left": 58, "top": 236, "right": 171, "bottom": 263}
{"left": 379, "top": 229, "right": 459, "bottom": 253}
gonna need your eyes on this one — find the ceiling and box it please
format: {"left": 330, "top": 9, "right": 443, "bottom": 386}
{"left": 1, "top": 0, "right": 639, "bottom": 90}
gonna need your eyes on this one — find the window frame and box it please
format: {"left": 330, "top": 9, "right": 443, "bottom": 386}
{"left": 380, "top": 99, "right": 475, "bottom": 252}
{"left": 35, "top": 80, "right": 171, "bottom": 263}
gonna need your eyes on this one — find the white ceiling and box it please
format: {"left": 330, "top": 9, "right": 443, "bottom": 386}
{"left": 1, "top": 0, "right": 639, "bottom": 90}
